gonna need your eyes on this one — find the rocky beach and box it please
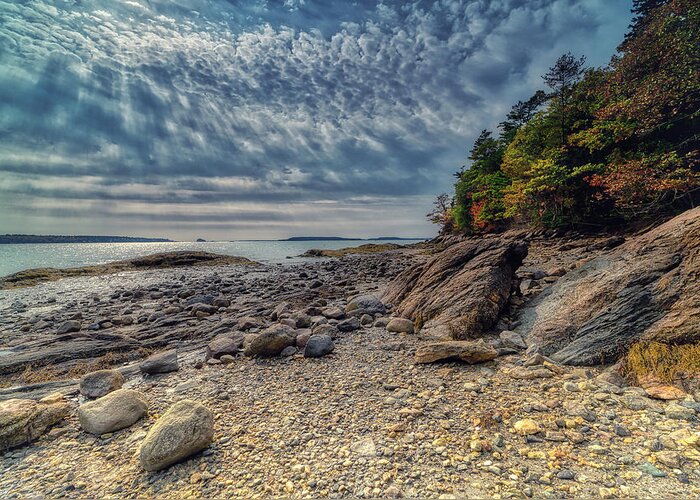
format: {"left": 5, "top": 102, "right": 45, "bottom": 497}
{"left": 1, "top": 208, "right": 699, "bottom": 498}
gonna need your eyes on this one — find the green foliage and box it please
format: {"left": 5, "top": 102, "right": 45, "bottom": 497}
{"left": 438, "top": 0, "right": 699, "bottom": 234}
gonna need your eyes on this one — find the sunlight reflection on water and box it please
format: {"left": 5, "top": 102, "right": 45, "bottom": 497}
{"left": 0, "top": 240, "right": 424, "bottom": 277}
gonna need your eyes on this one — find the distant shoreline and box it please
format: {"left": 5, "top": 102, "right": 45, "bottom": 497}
{"left": 0, "top": 235, "right": 429, "bottom": 244}
{"left": 0, "top": 235, "right": 173, "bottom": 244}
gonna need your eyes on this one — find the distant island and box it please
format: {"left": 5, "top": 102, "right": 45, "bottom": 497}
{"left": 0, "top": 235, "right": 173, "bottom": 244}
{"left": 283, "top": 236, "right": 425, "bottom": 241}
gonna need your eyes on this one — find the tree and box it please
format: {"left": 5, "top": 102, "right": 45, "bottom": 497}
{"left": 468, "top": 130, "right": 504, "bottom": 174}
{"left": 499, "top": 90, "right": 549, "bottom": 140}
{"left": 623, "top": 0, "right": 669, "bottom": 45}
{"left": 427, "top": 193, "right": 453, "bottom": 227}
{"left": 542, "top": 53, "right": 587, "bottom": 144}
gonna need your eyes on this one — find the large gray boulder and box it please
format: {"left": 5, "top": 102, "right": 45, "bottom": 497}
{"left": 244, "top": 324, "right": 296, "bottom": 357}
{"left": 80, "top": 369, "right": 125, "bottom": 399}
{"left": 0, "top": 394, "right": 70, "bottom": 451}
{"left": 518, "top": 207, "right": 700, "bottom": 365}
{"left": 78, "top": 389, "right": 148, "bottom": 435}
{"left": 140, "top": 349, "right": 179, "bottom": 375}
{"left": 345, "top": 295, "right": 386, "bottom": 315}
{"left": 139, "top": 400, "right": 214, "bottom": 471}
{"left": 383, "top": 238, "right": 527, "bottom": 339}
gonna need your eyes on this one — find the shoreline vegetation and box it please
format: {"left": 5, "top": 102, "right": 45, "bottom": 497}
{"left": 0, "top": 251, "right": 257, "bottom": 290}
{"left": 429, "top": 0, "right": 698, "bottom": 236}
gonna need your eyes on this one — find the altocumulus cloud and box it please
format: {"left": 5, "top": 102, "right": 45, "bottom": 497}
{"left": 0, "top": 0, "right": 631, "bottom": 239}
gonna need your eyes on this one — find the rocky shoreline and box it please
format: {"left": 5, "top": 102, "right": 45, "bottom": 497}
{"left": 0, "top": 228, "right": 698, "bottom": 498}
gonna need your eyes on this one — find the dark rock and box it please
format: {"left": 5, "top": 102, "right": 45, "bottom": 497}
{"left": 140, "top": 349, "right": 179, "bottom": 375}
{"left": 304, "top": 335, "right": 335, "bottom": 358}
{"left": 56, "top": 320, "right": 81, "bottom": 334}
{"left": 337, "top": 317, "right": 361, "bottom": 332}
{"left": 345, "top": 295, "right": 386, "bottom": 315}
{"left": 80, "top": 370, "right": 125, "bottom": 399}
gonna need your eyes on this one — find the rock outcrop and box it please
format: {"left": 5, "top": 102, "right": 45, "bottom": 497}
{"left": 383, "top": 238, "right": 527, "bottom": 338}
{"left": 0, "top": 394, "right": 70, "bottom": 451}
{"left": 518, "top": 207, "right": 700, "bottom": 365}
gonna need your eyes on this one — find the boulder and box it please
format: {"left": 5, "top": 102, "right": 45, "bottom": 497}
{"left": 237, "top": 316, "right": 263, "bottom": 330}
{"left": 140, "top": 349, "right": 179, "bottom": 375}
{"left": 212, "top": 296, "right": 231, "bottom": 308}
{"left": 0, "top": 394, "right": 70, "bottom": 451}
{"left": 311, "top": 324, "right": 338, "bottom": 338}
{"left": 386, "top": 318, "right": 414, "bottom": 334}
{"left": 518, "top": 207, "right": 700, "bottom": 365}
{"left": 205, "top": 335, "right": 243, "bottom": 360}
{"left": 322, "top": 307, "right": 345, "bottom": 320}
{"left": 414, "top": 340, "right": 499, "bottom": 364}
{"left": 78, "top": 389, "right": 147, "bottom": 435}
{"left": 244, "top": 324, "right": 296, "bottom": 357}
{"left": 345, "top": 295, "right": 386, "bottom": 315}
{"left": 304, "top": 335, "right": 335, "bottom": 358}
{"left": 56, "top": 320, "right": 81, "bottom": 334}
{"left": 383, "top": 238, "right": 527, "bottom": 338}
{"left": 80, "top": 369, "right": 125, "bottom": 399}
{"left": 139, "top": 400, "right": 214, "bottom": 471}
{"left": 337, "top": 317, "right": 361, "bottom": 332}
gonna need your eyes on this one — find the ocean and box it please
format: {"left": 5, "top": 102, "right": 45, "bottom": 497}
{"left": 0, "top": 239, "right": 425, "bottom": 277}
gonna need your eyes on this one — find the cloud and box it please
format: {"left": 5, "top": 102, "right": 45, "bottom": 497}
{"left": 0, "top": 0, "right": 632, "bottom": 239}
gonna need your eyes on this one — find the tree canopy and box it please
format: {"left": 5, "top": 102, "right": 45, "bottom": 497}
{"left": 437, "top": 0, "right": 699, "bottom": 234}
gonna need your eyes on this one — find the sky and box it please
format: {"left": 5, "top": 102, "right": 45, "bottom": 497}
{"left": 0, "top": 0, "right": 633, "bottom": 240}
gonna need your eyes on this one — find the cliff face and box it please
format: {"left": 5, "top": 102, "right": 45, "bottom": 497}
{"left": 383, "top": 237, "right": 527, "bottom": 339}
{"left": 518, "top": 207, "right": 700, "bottom": 365}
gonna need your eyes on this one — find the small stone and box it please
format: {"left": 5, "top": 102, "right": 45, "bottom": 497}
{"left": 556, "top": 470, "right": 575, "bottom": 480}
{"left": 350, "top": 437, "right": 376, "bottom": 456}
{"left": 56, "top": 320, "right": 81, "bottom": 334}
{"left": 513, "top": 419, "right": 541, "bottom": 436}
{"left": 280, "top": 346, "right": 297, "bottom": 357}
{"left": 614, "top": 424, "right": 631, "bottom": 437}
{"left": 637, "top": 462, "right": 667, "bottom": 478}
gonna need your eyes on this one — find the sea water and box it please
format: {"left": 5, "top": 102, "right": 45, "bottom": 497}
{"left": 0, "top": 240, "right": 425, "bottom": 277}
